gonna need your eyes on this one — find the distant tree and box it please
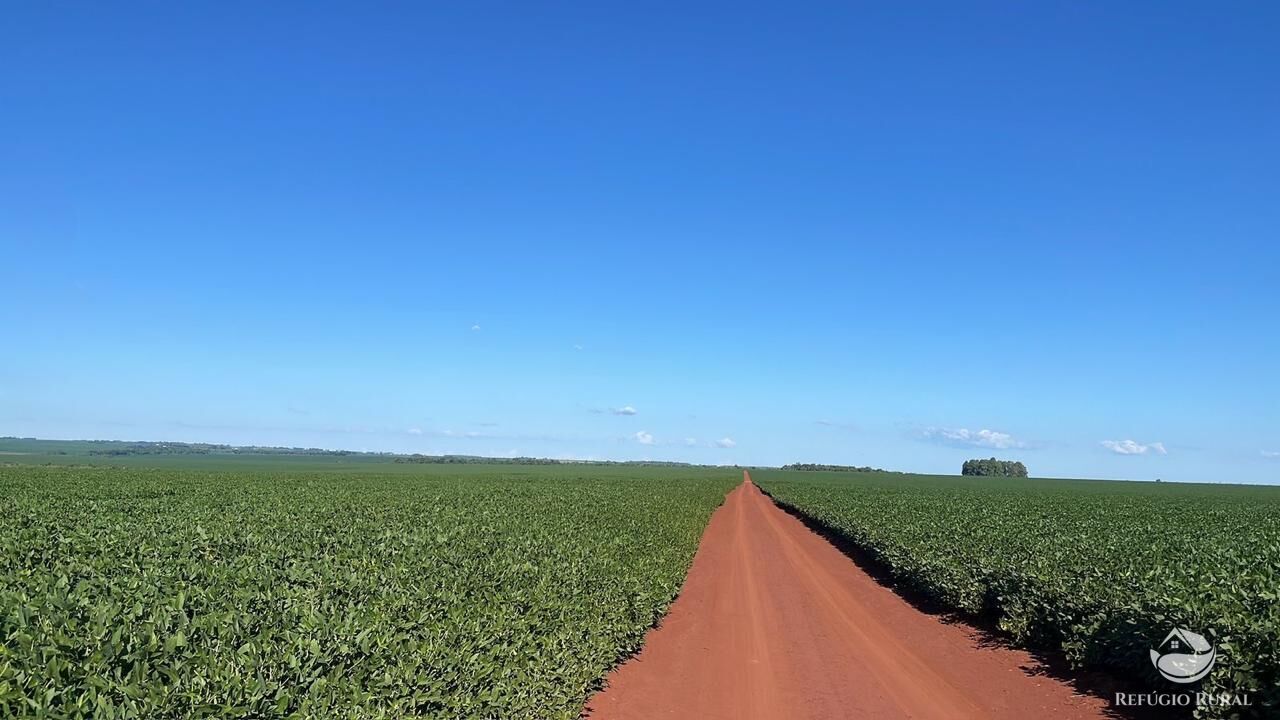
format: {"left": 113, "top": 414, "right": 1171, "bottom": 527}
{"left": 782, "top": 463, "right": 891, "bottom": 473}
{"left": 961, "top": 457, "right": 1028, "bottom": 478}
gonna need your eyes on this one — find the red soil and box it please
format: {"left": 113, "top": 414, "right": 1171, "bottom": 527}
{"left": 583, "top": 472, "right": 1112, "bottom": 720}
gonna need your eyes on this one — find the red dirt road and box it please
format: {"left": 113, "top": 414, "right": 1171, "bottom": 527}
{"left": 583, "top": 472, "right": 1112, "bottom": 720}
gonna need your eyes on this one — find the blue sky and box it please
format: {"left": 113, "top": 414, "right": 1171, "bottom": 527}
{"left": 3, "top": 2, "right": 1277, "bottom": 482}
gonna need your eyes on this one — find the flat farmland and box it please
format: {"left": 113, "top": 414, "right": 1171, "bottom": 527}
{"left": 5, "top": 456, "right": 1277, "bottom": 719}
{"left": 0, "top": 464, "right": 737, "bottom": 719}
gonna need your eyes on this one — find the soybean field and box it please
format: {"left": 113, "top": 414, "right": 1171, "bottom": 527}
{"left": 0, "top": 464, "right": 737, "bottom": 719}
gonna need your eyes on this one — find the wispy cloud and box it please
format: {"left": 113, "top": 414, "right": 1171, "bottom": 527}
{"left": 442, "top": 429, "right": 490, "bottom": 439}
{"left": 815, "top": 419, "right": 858, "bottom": 431}
{"left": 633, "top": 430, "right": 655, "bottom": 445}
{"left": 714, "top": 437, "right": 737, "bottom": 449}
{"left": 1261, "top": 450, "right": 1279, "bottom": 459}
{"left": 471, "top": 324, "right": 481, "bottom": 331}
{"left": 589, "top": 404, "right": 639, "bottom": 416}
{"left": 1101, "top": 439, "right": 1167, "bottom": 456}
{"left": 407, "top": 427, "right": 423, "bottom": 436}
{"left": 922, "top": 427, "right": 1026, "bottom": 450}
{"left": 573, "top": 344, "right": 583, "bottom": 351}
{"left": 685, "top": 437, "right": 698, "bottom": 447}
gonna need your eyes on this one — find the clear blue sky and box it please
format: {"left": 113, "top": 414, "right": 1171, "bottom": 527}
{"left": 3, "top": 2, "right": 1277, "bottom": 482}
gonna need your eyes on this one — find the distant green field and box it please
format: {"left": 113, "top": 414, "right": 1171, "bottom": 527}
{"left": 0, "top": 437, "right": 712, "bottom": 473}
{"left": 0, "top": 462, "right": 737, "bottom": 719}
{"left": 753, "top": 469, "right": 1280, "bottom": 717}
{"left": 1, "top": 451, "right": 418, "bottom": 473}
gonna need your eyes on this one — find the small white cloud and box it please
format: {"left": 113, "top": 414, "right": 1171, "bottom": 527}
{"left": 633, "top": 430, "right": 655, "bottom": 445}
{"left": 714, "top": 437, "right": 737, "bottom": 449}
{"left": 613, "top": 405, "right": 638, "bottom": 416}
{"left": 923, "top": 427, "right": 1026, "bottom": 450}
{"left": 685, "top": 437, "right": 698, "bottom": 447}
{"left": 1101, "top": 439, "right": 1168, "bottom": 456}
{"left": 407, "top": 427, "right": 423, "bottom": 436}
{"left": 442, "top": 429, "right": 486, "bottom": 439}
{"left": 573, "top": 344, "right": 583, "bottom": 351}
{"left": 1261, "top": 450, "right": 1279, "bottom": 459}
{"left": 471, "top": 324, "right": 481, "bottom": 331}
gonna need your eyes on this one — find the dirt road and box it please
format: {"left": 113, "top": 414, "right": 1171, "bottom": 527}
{"left": 583, "top": 472, "right": 1112, "bottom": 720}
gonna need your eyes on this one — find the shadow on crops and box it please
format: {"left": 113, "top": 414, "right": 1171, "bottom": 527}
{"left": 759, "top": 488, "right": 1191, "bottom": 720}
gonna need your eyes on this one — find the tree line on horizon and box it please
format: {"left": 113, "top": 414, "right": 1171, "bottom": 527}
{"left": 961, "top": 458, "right": 1028, "bottom": 477}
{"left": 782, "top": 463, "right": 890, "bottom": 473}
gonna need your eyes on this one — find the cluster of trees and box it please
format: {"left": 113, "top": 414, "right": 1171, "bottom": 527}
{"left": 782, "top": 463, "right": 889, "bottom": 473}
{"left": 961, "top": 458, "right": 1028, "bottom": 477}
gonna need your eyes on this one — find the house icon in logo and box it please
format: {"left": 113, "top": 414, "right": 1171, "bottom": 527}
{"left": 1150, "top": 628, "right": 1215, "bottom": 684}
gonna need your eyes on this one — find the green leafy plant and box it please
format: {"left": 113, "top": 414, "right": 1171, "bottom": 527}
{"left": 0, "top": 465, "right": 735, "bottom": 719}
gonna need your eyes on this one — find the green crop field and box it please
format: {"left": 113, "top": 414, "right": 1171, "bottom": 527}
{"left": 0, "top": 462, "right": 737, "bottom": 719}
{"left": 753, "top": 469, "right": 1280, "bottom": 716}
{"left": 6, "top": 447, "right": 1278, "bottom": 719}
